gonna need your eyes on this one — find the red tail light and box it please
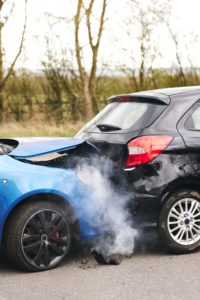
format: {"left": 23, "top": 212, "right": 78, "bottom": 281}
{"left": 125, "top": 135, "right": 173, "bottom": 168}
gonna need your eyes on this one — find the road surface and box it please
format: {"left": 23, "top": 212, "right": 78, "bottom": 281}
{"left": 0, "top": 228, "right": 199, "bottom": 300}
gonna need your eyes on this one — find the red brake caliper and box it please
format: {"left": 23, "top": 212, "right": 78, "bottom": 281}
{"left": 51, "top": 226, "right": 59, "bottom": 246}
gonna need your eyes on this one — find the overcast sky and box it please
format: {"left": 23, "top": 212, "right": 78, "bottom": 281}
{"left": 3, "top": 0, "right": 200, "bottom": 70}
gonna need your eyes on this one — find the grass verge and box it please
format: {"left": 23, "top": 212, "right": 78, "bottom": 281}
{"left": 0, "top": 121, "right": 84, "bottom": 138}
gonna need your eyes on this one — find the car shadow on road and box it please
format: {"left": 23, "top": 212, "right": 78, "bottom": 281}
{"left": 0, "top": 247, "right": 21, "bottom": 273}
{"left": 63, "top": 227, "right": 168, "bottom": 267}
{"left": 0, "top": 228, "right": 176, "bottom": 272}
{"left": 134, "top": 227, "right": 167, "bottom": 255}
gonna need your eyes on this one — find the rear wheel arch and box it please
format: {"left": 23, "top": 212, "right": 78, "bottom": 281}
{"left": 2, "top": 192, "right": 80, "bottom": 244}
{"left": 160, "top": 178, "right": 200, "bottom": 208}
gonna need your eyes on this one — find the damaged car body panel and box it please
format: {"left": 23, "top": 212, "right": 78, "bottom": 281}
{"left": 0, "top": 137, "right": 101, "bottom": 271}
{"left": 8, "top": 137, "right": 86, "bottom": 158}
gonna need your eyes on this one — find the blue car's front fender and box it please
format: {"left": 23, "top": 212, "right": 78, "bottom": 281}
{"left": 0, "top": 155, "right": 99, "bottom": 242}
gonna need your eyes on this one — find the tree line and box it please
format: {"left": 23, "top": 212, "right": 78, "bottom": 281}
{"left": 6, "top": 68, "right": 200, "bottom": 123}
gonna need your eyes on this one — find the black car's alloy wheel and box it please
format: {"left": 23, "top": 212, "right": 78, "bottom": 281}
{"left": 159, "top": 190, "right": 200, "bottom": 253}
{"left": 4, "top": 201, "right": 71, "bottom": 271}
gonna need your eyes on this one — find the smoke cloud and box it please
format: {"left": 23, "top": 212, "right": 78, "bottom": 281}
{"left": 77, "top": 156, "right": 137, "bottom": 262}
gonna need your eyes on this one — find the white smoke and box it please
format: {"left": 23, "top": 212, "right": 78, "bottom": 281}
{"left": 77, "top": 157, "right": 137, "bottom": 258}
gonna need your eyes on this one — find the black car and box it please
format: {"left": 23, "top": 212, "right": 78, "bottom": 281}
{"left": 76, "top": 86, "right": 200, "bottom": 254}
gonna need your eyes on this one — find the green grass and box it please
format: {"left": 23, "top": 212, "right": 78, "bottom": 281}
{"left": 0, "top": 121, "right": 84, "bottom": 138}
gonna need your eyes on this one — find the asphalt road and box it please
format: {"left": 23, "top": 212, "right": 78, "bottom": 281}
{"left": 0, "top": 228, "right": 200, "bottom": 300}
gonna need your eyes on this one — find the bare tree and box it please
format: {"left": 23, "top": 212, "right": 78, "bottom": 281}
{"left": 41, "top": 0, "right": 108, "bottom": 121}
{"left": 166, "top": 25, "right": 187, "bottom": 86}
{"left": 165, "top": 25, "right": 200, "bottom": 86}
{"left": 74, "top": 0, "right": 107, "bottom": 119}
{"left": 124, "top": 0, "right": 171, "bottom": 91}
{"left": 185, "top": 36, "right": 200, "bottom": 85}
{"left": 42, "top": 35, "right": 84, "bottom": 123}
{"left": 0, "top": 0, "right": 27, "bottom": 121}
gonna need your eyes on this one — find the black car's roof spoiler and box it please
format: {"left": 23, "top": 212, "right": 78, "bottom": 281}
{"left": 107, "top": 92, "right": 170, "bottom": 105}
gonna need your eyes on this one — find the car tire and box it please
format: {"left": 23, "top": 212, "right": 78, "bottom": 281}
{"left": 159, "top": 190, "right": 200, "bottom": 254}
{"left": 4, "top": 201, "right": 71, "bottom": 271}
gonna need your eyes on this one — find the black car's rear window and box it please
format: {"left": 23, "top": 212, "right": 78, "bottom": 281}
{"left": 79, "top": 100, "right": 166, "bottom": 133}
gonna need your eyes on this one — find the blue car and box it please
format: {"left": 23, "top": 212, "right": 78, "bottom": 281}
{"left": 0, "top": 137, "right": 99, "bottom": 271}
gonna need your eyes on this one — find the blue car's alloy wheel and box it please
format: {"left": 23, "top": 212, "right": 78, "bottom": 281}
{"left": 4, "top": 201, "right": 71, "bottom": 271}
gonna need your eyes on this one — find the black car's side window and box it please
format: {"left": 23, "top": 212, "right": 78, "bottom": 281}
{"left": 185, "top": 102, "right": 200, "bottom": 130}
{"left": 191, "top": 107, "right": 200, "bottom": 129}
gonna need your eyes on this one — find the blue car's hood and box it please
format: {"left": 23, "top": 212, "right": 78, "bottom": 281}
{"left": 7, "top": 137, "right": 85, "bottom": 158}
